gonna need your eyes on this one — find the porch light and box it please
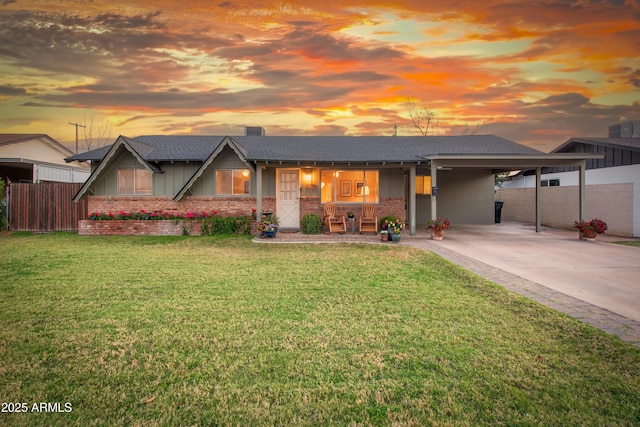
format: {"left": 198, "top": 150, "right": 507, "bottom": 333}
{"left": 242, "top": 169, "right": 250, "bottom": 177}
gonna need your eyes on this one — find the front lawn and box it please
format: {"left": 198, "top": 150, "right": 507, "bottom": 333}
{"left": 1, "top": 233, "right": 639, "bottom": 426}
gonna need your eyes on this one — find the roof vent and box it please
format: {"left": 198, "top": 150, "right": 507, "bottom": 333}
{"left": 245, "top": 126, "right": 265, "bottom": 136}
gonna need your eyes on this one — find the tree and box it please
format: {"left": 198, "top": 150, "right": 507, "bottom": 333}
{"left": 81, "top": 111, "right": 112, "bottom": 152}
{"left": 406, "top": 97, "right": 437, "bottom": 136}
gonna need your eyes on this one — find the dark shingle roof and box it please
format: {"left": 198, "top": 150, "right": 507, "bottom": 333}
{"left": 553, "top": 137, "right": 640, "bottom": 153}
{"left": 66, "top": 134, "right": 543, "bottom": 164}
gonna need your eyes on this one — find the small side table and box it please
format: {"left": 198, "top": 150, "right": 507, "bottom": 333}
{"left": 347, "top": 217, "right": 356, "bottom": 234}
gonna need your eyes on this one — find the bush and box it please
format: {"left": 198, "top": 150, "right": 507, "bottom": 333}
{"left": 301, "top": 214, "right": 323, "bottom": 234}
{"left": 201, "top": 216, "right": 251, "bottom": 236}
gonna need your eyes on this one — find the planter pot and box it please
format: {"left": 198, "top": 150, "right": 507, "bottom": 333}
{"left": 391, "top": 233, "right": 401, "bottom": 243}
{"left": 380, "top": 233, "right": 389, "bottom": 242}
{"left": 263, "top": 230, "right": 277, "bottom": 238}
{"left": 431, "top": 229, "right": 444, "bottom": 240}
{"left": 582, "top": 229, "right": 597, "bottom": 241}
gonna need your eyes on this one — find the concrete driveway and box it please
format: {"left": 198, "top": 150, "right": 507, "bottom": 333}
{"left": 414, "top": 222, "right": 640, "bottom": 323}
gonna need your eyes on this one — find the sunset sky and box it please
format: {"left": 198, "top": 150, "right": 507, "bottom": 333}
{"left": 1, "top": 0, "right": 638, "bottom": 152}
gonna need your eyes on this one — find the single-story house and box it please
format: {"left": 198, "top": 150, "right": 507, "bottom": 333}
{"left": 65, "top": 130, "right": 601, "bottom": 235}
{"left": 498, "top": 136, "right": 640, "bottom": 237}
{"left": 1, "top": 134, "right": 90, "bottom": 184}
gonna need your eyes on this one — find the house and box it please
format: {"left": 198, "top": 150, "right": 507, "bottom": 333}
{"left": 66, "top": 130, "right": 600, "bottom": 235}
{"left": 0, "top": 134, "right": 90, "bottom": 184}
{"left": 498, "top": 124, "right": 640, "bottom": 237}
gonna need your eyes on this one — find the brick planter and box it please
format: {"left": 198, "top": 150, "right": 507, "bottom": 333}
{"left": 78, "top": 220, "right": 203, "bottom": 236}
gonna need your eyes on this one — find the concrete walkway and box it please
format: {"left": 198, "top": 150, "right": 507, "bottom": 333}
{"left": 255, "top": 223, "right": 640, "bottom": 347}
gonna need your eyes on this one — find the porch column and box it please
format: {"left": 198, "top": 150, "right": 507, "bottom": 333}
{"left": 409, "top": 165, "right": 416, "bottom": 236}
{"left": 535, "top": 167, "right": 541, "bottom": 232}
{"left": 430, "top": 161, "right": 437, "bottom": 221}
{"left": 578, "top": 160, "right": 586, "bottom": 222}
{"left": 256, "top": 164, "right": 263, "bottom": 218}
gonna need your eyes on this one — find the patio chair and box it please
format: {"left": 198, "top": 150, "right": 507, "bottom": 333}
{"left": 323, "top": 203, "right": 347, "bottom": 234}
{"left": 359, "top": 204, "right": 378, "bottom": 234}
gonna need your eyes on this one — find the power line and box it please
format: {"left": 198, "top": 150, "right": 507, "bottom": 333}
{"left": 68, "top": 122, "right": 86, "bottom": 154}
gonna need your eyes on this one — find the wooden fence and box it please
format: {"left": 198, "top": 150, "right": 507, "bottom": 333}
{"left": 8, "top": 183, "right": 87, "bottom": 232}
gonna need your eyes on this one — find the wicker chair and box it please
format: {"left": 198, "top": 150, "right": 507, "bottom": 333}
{"left": 359, "top": 204, "right": 378, "bottom": 234}
{"left": 323, "top": 203, "right": 347, "bottom": 234}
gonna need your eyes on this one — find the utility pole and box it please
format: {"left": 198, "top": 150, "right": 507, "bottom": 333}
{"left": 68, "top": 122, "right": 86, "bottom": 154}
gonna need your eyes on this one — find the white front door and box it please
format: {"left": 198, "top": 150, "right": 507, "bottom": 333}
{"left": 277, "top": 169, "right": 300, "bottom": 230}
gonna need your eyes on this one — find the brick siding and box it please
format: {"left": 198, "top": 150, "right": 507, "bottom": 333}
{"left": 85, "top": 195, "right": 406, "bottom": 234}
{"left": 301, "top": 197, "right": 406, "bottom": 223}
{"left": 78, "top": 220, "right": 204, "bottom": 236}
{"left": 87, "top": 195, "right": 275, "bottom": 218}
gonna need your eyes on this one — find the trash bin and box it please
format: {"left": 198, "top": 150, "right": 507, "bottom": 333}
{"left": 494, "top": 201, "right": 504, "bottom": 223}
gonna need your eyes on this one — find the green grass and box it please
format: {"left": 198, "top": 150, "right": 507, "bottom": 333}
{"left": 1, "top": 233, "right": 639, "bottom": 426}
{"left": 615, "top": 240, "right": 640, "bottom": 248}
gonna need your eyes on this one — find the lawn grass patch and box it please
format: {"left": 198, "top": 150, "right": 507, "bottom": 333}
{"left": 615, "top": 240, "right": 640, "bottom": 248}
{"left": 1, "top": 233, "right": 639, "bottom": 426}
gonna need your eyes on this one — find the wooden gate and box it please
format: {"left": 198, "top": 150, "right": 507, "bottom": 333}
{"left": 8, "top": 183, "right": 87, "bottom": 232}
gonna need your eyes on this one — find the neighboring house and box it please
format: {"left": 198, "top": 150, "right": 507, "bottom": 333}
{"left": 499, "top": 134, "right": 640, "bottom": 237}
{"left": 66, "top": 130, "right": 599, "bottom": 235}
{"left": 0, "top": 134, "right": 90, "bottom": 183}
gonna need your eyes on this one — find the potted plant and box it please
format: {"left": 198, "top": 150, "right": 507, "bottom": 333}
{"left": 347, "top": 211, "right": 355, "bottom": 219}
{"left": 258, "top": 214, "right": 279, "bottom": 238}
{"left": 426, "top": 217, "right": 450, "bottom": 240}
{"left": 572, "top": 218, "right": 607, "bottom": 241}
{"left": 380, "top": 229, "right": 389, "bottom": 242}
{"left": 389, "top": 218, "right": 405, "bottom": 242}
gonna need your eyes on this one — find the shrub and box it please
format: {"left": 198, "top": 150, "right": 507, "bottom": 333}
{"left": 301, "top": 214, "right": 323, "bottom": 234}
{"left": 201, "top": 216, "right": 251, "bottom": 236}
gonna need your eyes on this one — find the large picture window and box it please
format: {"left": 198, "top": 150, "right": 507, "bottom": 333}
{"left": 117, "top": 169, "right": 152, "bottom": 195}
{"left": 216, "top": 169, "right": 250, "bottom": 195}
{"left": 321, "top": 170, "right": 379, "bottom": 203}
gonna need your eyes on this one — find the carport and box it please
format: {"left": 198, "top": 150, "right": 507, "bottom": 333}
{"left": 407, "top": 153, "right": 604, "bottom": 234}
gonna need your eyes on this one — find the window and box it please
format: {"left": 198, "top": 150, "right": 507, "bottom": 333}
{"left": 216, "top": 169, "right": 250, "bottom": 195}
{"left": 321, "top": 170, "right": 378, "bottom": 203}
{"left": 541, "top": 179, "right": 560, "bottom": 187}
{"left": 415, "top": 176, "right": 432, "bottom": 195}
{"left": 117, "top": 169, "right": 152, "bottom": 195}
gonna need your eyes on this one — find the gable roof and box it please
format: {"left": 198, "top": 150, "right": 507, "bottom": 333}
{"left": 70, "top": 133, "right": 601, "bottom": 201}
{"left": 174, "top": 137, "right": 255, "bottom": 201}
{"left": 1, "top": 133, "right": 75, "bottom": 156}
{"left": 552, "top": 137, "right": 640, "bottom": 153}
{"left": 67, "top": 134, "right": 544, "bottom": 165}
{"left": 71, "top": 135, "right": 163, "bottom": 202}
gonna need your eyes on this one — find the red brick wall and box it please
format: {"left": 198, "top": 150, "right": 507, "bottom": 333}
{"left": 78, "top": 220, "right": 203, "bottom": 236}
{"left": 300, "top": 197, "right": 406, "bottom": 223}
{"left": 87, "top": 195, "right": 275, "bottom": 218}
{"left": 87, "top": 195, "right": 405, "bottom": 228}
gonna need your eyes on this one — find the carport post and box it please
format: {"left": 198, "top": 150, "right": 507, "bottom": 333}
{"left": 535, "top": 168, "right": 541, "bottom": 232}
{"left": 579, "top": 160, "right": 586, "bottom": 222}
{"left": 430, "top": 161, "right": 437, "bottom": 221}
{"left": 256, "top": 165, "right": 263, "bottom": 218}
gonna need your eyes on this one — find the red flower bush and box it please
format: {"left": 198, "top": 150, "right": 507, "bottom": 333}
{"left": 572, "top": 218, "right": 608, "bottom": 234}
{"left": 426, "top": 218, "right": 450, "bottom": 231}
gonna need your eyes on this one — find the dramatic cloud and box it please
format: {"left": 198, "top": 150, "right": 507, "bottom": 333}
{"left": 0, "top": 0, "right": 638, "bottom": 151}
